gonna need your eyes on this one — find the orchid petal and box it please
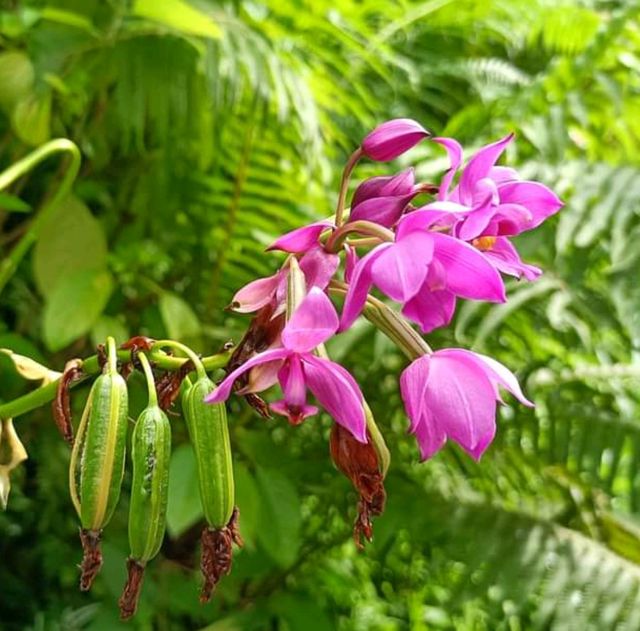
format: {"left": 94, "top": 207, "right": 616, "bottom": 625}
{"left": 396, "top": 207, "right": 461, "bottom": 239}
{"left": 362, "top": 118, "right": 430, "bottom": 162}
{"left": 433, "top": 137, "right": 463, "bottom": 201}
{"left": 413, "top": 415, "right": 448, "bottom": 461}
{"left": 459, "top": 134, "right": 514, "bottom": 205}
{"left": 339, "top": 244, "right": 392, "bottom": 331}
{"left": 498, "top": 181, "right": 563, "bottom": 229}
{"left": 351, "top": 168, "right": 415, "bottom": 207}
{"left": 424, "top": 352, "right": 497, "bottom": 460}
{"left": 399, "top": 355, "right": 430, "bottom": 432}
{"left": 350, "top": 194, "right": 414, "bottom": 227}
{"left": 230, "top": 272, "right": 281, "bottom": 313}
{"left": 483, "top": 237, "right": 541, "bottom": 280}
{"left": 205, "top": 348, "right": 292, "bottom": 403}
{"left": 489, "top": 166, "right": 519, "bottom": 184}
{"left": 299, "top": 246, "right": 340, "bottom": 290}
{"left": 281, "top": 287, "right": 339, "bottom": 353}
{"left": 430, "top": 233, "right": 506, "bottom": 302}
{"left": 237, "top": 357, "right": 283, "bottom": 394}
{"left": 302, "top": 354, "right": 367, "bottom": 442}
{"left": 371, "top": 231, "right": 434, "bottom": 302}
{"left": 344, "top": 245, "right": 358, "bottom": 283}
{"left": 271, "top": 399, "right": 318, "bottom": 422}
{"left": 402, "top": 288, "right": 456, "bottom": 334}
{"left": 267, "top": 220, "right": 333, "bottom": 253}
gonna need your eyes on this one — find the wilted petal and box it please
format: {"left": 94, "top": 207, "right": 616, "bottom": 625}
{"left": 402, "top": 287, "right": 456, "bottom": 334}
{"left": 299, "top": 246, "right": 340, "bottom": 290}
{"left": 430, "top": 233, "right": 506, "bottom": 302}
{"left": 433, "top": 137, "right": 463, "bottom": 201}
{"left": 351, "top": 168, "right": 415, "bottom": 207}
{"left": 498, "top": 181, "right": 563, "bottom": 229}
{"left": 230, "top": 272, "right": 282, "bottom": 313}
{"left": 424, "top": 351, "right": 497, "bottom": 459}
{"left": 459, "top": 134, "right": 514, "bottom": 205}
{"left": 281, "top": 287, "right": 339, "bottom": 353}
{"left": 370, "top": 231, "right": 434, "bottom": 302}
{"left": 482, "top": 237, "right": 541, "bottom": 281}
{"left": 340, "top": 244, "right": 391, "bottom": 331}
{"left": 362, "top": 118, "right": 430, "bottom": 162}
{"left": 302, "top": 354, "right": 367, "bottom": 442}
{"left": 268, "top": 220, "right": 333, "bottom": 253}
{"left": 205, "top": 348, "right": 291, "bottom": 402}
{"left": 350, "top": 194, "right": 414, "bottom": 227}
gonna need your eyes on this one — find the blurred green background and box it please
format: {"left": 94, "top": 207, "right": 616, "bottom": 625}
{"left": 1, "top": 0, "right": 639, "bottom": 629}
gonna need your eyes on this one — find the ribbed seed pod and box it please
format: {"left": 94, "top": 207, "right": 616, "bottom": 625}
{"left": 69, "top": 337, "right": 128, "bottom": 591}
{"left": 182, "top": 376, "right": 234, "bottom": 529}
{"left": 182, "top": 375, "right": 241, "bottom": 602}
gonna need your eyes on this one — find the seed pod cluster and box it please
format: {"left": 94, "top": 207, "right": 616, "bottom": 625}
{"left": 69, "top": 337, "right": 128, "bottom": 590}
{"left": 182, "top": 374, "right": 242, "bottom": 602}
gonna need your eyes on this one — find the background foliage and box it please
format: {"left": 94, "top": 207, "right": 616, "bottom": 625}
{"left": 1, "top": 0, "right": 639, "bottom": 629}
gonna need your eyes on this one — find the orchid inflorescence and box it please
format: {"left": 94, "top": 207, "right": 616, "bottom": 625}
{"left": 210, "top": 118, "right": 563, "bottom": 462}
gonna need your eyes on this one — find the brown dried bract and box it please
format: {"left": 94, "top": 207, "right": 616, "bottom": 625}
{"left": 52, "top": 359, "right": 83, "bottom": 445}
{"left": 79, "top": 528, "right": 103, "bottom": 591}
{"left": 226, "top": 304, "right": 285, "bottom": 418}
{"left": 199, "top": 507, "right": 243, "bottom": 603}
{"left": 121, "top": 336, "right": 155, "bottom": 354}
{"left": 330, "top": 423, "right": 387, "bottom": 549}
{"left": 156, "top": 359, "right": 195, "bottom": 410}
{"left": 118, "top": 558, "right": 146, "bottom": 620}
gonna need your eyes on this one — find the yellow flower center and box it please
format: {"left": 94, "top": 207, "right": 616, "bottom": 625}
{"left": 472, "top": 236, "right": 497, "bottom": 251}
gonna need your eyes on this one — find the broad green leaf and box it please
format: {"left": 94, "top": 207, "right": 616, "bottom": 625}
{"left": 234, "top": 462, "right": 259, "bottom": 548}
{"left": 42, "top": 269, "right": 113, "bottom": 351}
{"left": 254, "top": 465, "right": 301, "bottom": 567}
{"left": 0, "top": 51, "right": 34, "bottom": 110}
{"left": 159, "top": 292, "right": 202, "bottom": 347}
{"left": 133, "top": 0, "right": 221, "bottom": 39}
{"left": 166, "top": 444, "right": 203, "bottom": 538}
{"left": 33, "top": 195, "right": 108, "bottom": 297}
{"left": 90, "top": 315, "right": 130, "bottom": 348}
{"left": 12, "top": 91, "right": 51, "bottom": 146}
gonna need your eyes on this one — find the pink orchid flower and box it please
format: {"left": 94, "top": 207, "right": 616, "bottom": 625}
{"left": 362, "top": 119, "right": 431, "bottom": 162}
{"left": 207, "top": 287, "right": 367, "bottom": 443}
{"left": 400, "top": 349, "right": 533, "bottom": 461}
{"left": 340, "top": 210, "right": 506, "bottom": 332}
{"left": 422, "top": 135, "right": 562, "bottom": 280}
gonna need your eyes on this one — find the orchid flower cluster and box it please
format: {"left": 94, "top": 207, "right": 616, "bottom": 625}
{"left": 208, "top": 119, "right": 563, "bottom": 463}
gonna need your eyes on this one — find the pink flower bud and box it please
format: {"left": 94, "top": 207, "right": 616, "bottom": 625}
{"left": 361, "top": 119, "right": 430, "bottom": 162}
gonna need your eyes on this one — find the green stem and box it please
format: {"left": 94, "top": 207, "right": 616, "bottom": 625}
{"left": 0, "top": 347, "right": 232, "bottom": 420}
{"left": 329, "top": 280, "right": 431, "bottom": 360}
{"left": 106, "top": 336, "right": 117, "bottom": 374}
{"left": 137, "top": 352, "right": 158, "bottom": 407}
{"left": 325, "top": 220, "right": 394, "bottom": 253}
{"left": 151, "top": 340, "right": 207, "bottom": 380}
{"left": 0, "top": 139, "right": 81, "bottom": 295}
{"left": 334, "top": 148, "right": 363, "bottom": 227}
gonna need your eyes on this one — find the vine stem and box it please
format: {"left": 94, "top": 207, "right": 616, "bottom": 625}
{"left": 0, "top": 138, "right": 82, "bottom": 295}
{"left": 0, "top": 346, "right": 232, "bottom": 421}
{"left": 325, "top": 220, "right": 394, "bottom": 253}
{"left": 151, "top": 340, "right": 208, "bottom": 380}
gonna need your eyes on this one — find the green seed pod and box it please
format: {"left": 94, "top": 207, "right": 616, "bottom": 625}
{"left": 128, "top": 404, "right": 171, "bottom": 562}
{"left": 69, "top": 337, "right": 128, "bottom": 591}
{"left": 182, "top": 376, "right": 234, "bottom": 529}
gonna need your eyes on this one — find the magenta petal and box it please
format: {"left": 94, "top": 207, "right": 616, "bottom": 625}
{"left": 350, "top": 194, "right": 414, "bottom": 228}
{"left": 459, "top": 133, "right": 514, "bottom": 205}
{"left": 457, "top": 202, "right": 498, "bottom": 241}
{"left": 430, "top": 233, "right": 506, "bottom": 302}
{"left": 489, "top": 166, "right": 519, "bottom": 184}
{"left": 351, "top": 168, "right": 415, "bottom": 207}
{"left": 399, "top": 355, "right": 430, "bottom": 431}
{"left": 339, "top": 244, "right": 391, "bottom": 331}
{"left": 231, "top": 272, "right": 281, "bottom": 313}
{"left": 483, "top": 237, "right": 541, "bottom": 281}
{"left": 302, "top": 354, "right": 367, "bottom": 442}
{"left": 362, "top": 118, "right": 430, "bottom": 162}
{"left": 271, "top": 399, "right": 318, "bottom": 421}
{"left": 205, "top": 348, "right": 292, "bottom": 403}
{"left": 490, "top": 203, "right": 533, "bottom": 236}
{"left": 397, "top": 206, "right": 462, "bottom": 239}
{"left": 432, "top": 137, "right": 463, "bottom": 201}
{"left": 438, "top": 349, "right": 533, "bottom": 407}
{"left": 278, "top": 355, "right": 307, "bottom": 407}
{"left": 299, "top": 246, "right": 340, "bottom": 290}
{"left": 413, "top": 416, "right": 448, "bottom": 461}
{"left": 371, "top": 232, "right": 434, "bottom": 302}
{"left": 281, "top": 287, "right": 339, "bottom": 353}
{"left": 267, "top": 220, "right": 333, "bottom": 253}
{"left": 402, "top": 288, "right": 456, "bottom": 334}
{"left": 236, "top": 357, "right": 283, "bottom": 394}
{"left": 424, "top": 352, "right": 497, "bottom": 459}
{"left": 498, "top": 181, "right": 563, "bottom": 229}
{"left": 344, "top": 245, "right": 358, "bottom": 283}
